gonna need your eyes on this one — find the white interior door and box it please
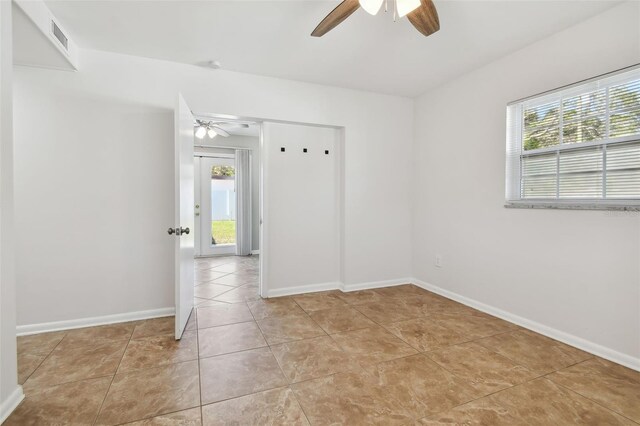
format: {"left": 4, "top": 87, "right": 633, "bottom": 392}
{"left": 173, "top": 93, "right": 195, "bottom": 339}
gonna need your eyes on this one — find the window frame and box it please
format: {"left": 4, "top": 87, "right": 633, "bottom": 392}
{"left": 505, "top": 64, "right": 640, "bottom": 210}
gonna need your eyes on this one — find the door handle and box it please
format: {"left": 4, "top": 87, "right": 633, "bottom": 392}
{"left": 168, "top": 227, "right": 189, "bottom": 236}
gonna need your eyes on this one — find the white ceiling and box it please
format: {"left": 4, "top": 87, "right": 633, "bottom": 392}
{"left": 45, "top": 0, "right": 620, "bottom": 97}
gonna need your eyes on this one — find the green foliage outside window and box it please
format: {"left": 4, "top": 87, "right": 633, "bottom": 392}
{"left": 522, "top": 81, "right": 640, "bottom": 151}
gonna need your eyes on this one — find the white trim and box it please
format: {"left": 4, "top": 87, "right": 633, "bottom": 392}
{"left": 16, "top": 307, "right": 174, "bottom": 336}
{"left": 266, "top": 278, "right": 412, "bottom": 298}
{"left": 266, "top": 281, "right": 341, "bottom": 298}
{"left": 342, "top": 277, "right": 413, "bottom": 292}
{"left": 411, "top": 278, "right": 640, "bottom": 372}
{"left": 251, "top": 249, "right": 260, "bottom": 255}
{"left": 0, "top": 386, "right": 24, "bottom": 423}
{"left": 10, "top": 275, "right": 639, "bottom": 372}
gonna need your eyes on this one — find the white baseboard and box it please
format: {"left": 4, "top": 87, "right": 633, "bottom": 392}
{"left": 0, "top": 386, "right": 24, "bottom": 423}
{"left": 411, "top": 278, "right": 640, "bottom": 372}
{"left": 342, "top": 277, "right": 413, "bottom": 292}
{"left": 16, "top": 307, "right": 175, "bottom": 336}
{"left": 266, "top": 281, "right": 341, "bottom": 298}
{"left": 251, "top": 250, "right": 260, "bottom": 255}
{"left": 13, "top": 276, "right": 638, "bottom": 373}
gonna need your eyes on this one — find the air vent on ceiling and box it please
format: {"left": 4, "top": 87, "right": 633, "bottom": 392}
{"left": 51, "top": 21, "right": 68, "bottom": 51}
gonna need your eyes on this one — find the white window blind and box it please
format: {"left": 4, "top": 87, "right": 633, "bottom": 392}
{"left": 506, "top": 65, "right": 640, "bottom": 208}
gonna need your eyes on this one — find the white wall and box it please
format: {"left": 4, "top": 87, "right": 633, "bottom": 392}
{"left": 412, "top": 2, "right": 640, "bottom": 366}
{"left": 263, "top": 123, "right": 340, "bottom": 294}
{"left": 0, "top": 0, "right": 23, "bottom": 420}
{"left": 13, "top": 49, "right": 414, "bottom": 327}
{"left": 195, "top": 135, "right": 260, "bottom": 252}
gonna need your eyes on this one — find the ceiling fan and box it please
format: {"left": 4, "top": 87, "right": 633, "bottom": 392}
{"left": 311, "top": 0, "right": 439, "bottom": 37}
{"left": 194, "top": 120, "right": 249, "bottom": 139}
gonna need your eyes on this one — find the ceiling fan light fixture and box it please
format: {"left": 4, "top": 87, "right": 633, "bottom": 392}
{"left": 207, "top": 127, "right": 217, "bottom": 138}
{"left": 195, "top": 126, "right": 206, "bottom": 139}
{"left": 396, "top": 0, "right": 420, "bottom": 18}
{"left": 359, "top": 0, "right": 383, "bottom": 15}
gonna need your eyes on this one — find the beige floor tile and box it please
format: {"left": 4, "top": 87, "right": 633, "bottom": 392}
{"left": 57, "top": 322, "right": 135, "bottom": 349}
{"left": 247, "top": 297, "right": 305, "bottom": 320}
{"left": 292, "top": 371, "right": 413, "bottom": 425}
{"left": 17, "top": 331, "right": 66, "bottom": 355}
{"left": 194, "top": 297, "right": 223, "bottom": 307}
{"left": 210, "top": 263, "right": 242, "bottom": 273}
{"left": 198, "top": 322, "right": 267, "bottom": 358}
{"left": 4, "top": 377, "right": 111, "bottom": 426}
{"left": 25, "top": 339, "right": 127, "bottom": 388}
{"left": 547, "top": 357, "right": 640, "bottom": 422}
{"left": 196, "top": 299, "right": 231, "bottom": 308}
{"left": 335, "top": 289, "right": 385, "bottom": 305}
{"left": 427, "top": 312, "right": 516, "bottom": 339}
{"left": 132, "top": 317, "right": 175, "bottom": 339}
{"left": 194, "top": 283, "right": 235, "bottom": 300}
{"left": 420, "top": 378, "right": 634, "bottom": 425}
{"left": 124, "top": 407, "right": 202, "bottom": 425}
{"left": 475, "top": 330, "right": 592, "bottom": 375}
{"left": 373, "top": 284, "right": 426, "bottom": 299}
{"left": 426, "top": 342, "right": 538, "bottom": 395}
{"left": 256, "top": 314, "right": 326, "bottom": 345}
{"left": 330, "top": 326, "right": 417, "bottom": 365}
{"left": 292, "top": 290, "right": 348, "bottom": 312}
{"left": 202, "top": 387, "right": 308, "bottom": 425}
{"left": 96, "top": 361, "right": 200, "bottom": 425}
{"left": 383, "top": 317, "right": 473, "bottom": 352}
{"left": 212, "top": 284, "right": 260, "bottom": 303}
{"left": 309, "top": 306, "right": 377, "bottom": 334}
{"left": 364, "top": 354, "right": 488, "bottom": 419}
{"left": 232, "top": 270, "right": 259, "bottom": 280}
{"left": 17, "top": 352, "right": 47, "bottom": 385}
{"left": 354, "top": 300, "right": 422, "bottom": 324}
{"left": 195, "top": 269, "right": 230, "bottom": 282}
{"left": 119, "top": 330, "right": 198, "bottom": 372}
{"left": 210, "top": 274, "right": 255, "bottom": 287}
{"left": 15, "top": 283, "right": 637, "bottom": 426}
{"left": 400, "top": 294, "right": 475, "bottom": 317}
{"left": 197, "top": 303, "right": 254, "bottom": 329}
{"left": 185, "top": 312, "right": 197, "bottom": 331}
{"left": 200, "top": 347, "right": 287, "bottom": 404}
{"left": 270, "top": 336, "right": 364, "bottom": 383}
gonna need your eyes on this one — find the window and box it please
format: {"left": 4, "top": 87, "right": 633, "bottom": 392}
{"left": 506, "top": 66, "right": 640, "bottom": 208}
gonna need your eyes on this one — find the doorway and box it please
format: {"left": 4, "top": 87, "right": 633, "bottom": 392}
{"left": 196, "top": 155, "right": 237, "bottom": 256}
{"left": 191, "top": 118, "right": 263, "bottom": 307}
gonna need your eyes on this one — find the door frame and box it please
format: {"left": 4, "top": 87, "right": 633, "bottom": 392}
{"left": 191, "top": 112, "right": 344, "bottom": 299}
{"left": 195, "top": 154, "right": 238, "bottom": 256}
{"left": 192, "top": 114, "right": 267, "bottom": 298}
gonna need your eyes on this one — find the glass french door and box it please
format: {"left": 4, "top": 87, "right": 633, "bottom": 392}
{"left": 197, "top": 156, "right": 236, "bottom": 256}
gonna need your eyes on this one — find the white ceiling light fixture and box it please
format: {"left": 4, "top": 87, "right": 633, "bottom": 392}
{"left": 313, "top": 0, "right": 438, "bottom": 37}
{"left": 194, "top": 119, "right": 248, "bottom": 139}
{"left": 396, "top": 0, "right": 421, "bottom": 18}
{"left": 195, "top": 125, "right": 206, "bottom": 139}
{"left": 359, "top": 0, "right": 420, "bottom": 18}
{"left": 359, "top": 0, "right": 383, "bottom": 15}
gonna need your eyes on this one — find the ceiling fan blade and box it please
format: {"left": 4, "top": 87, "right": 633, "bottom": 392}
{"left": 212, "top": 125, "right": 230, "bottom": 137}
{"left": 407, "top": 0, "right": 440, "bottom": 37}
{"left": 221, "top": 123, "right": 249, "bottom": 129}
{"left": 311, "top": 0, "right": 360, "bottom": 37}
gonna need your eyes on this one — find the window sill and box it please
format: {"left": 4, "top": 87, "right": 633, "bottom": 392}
{"left": 504, "top": 201, "right": 640, "bottom": 211}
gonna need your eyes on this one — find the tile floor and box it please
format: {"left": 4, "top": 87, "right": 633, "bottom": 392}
{"left": 7, "top": 255, "right": 640, "bottom": 425}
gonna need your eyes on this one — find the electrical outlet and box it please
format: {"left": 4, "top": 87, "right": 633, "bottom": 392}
{"left": 435, "top": 255, "right": 443, "bottom": 268}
